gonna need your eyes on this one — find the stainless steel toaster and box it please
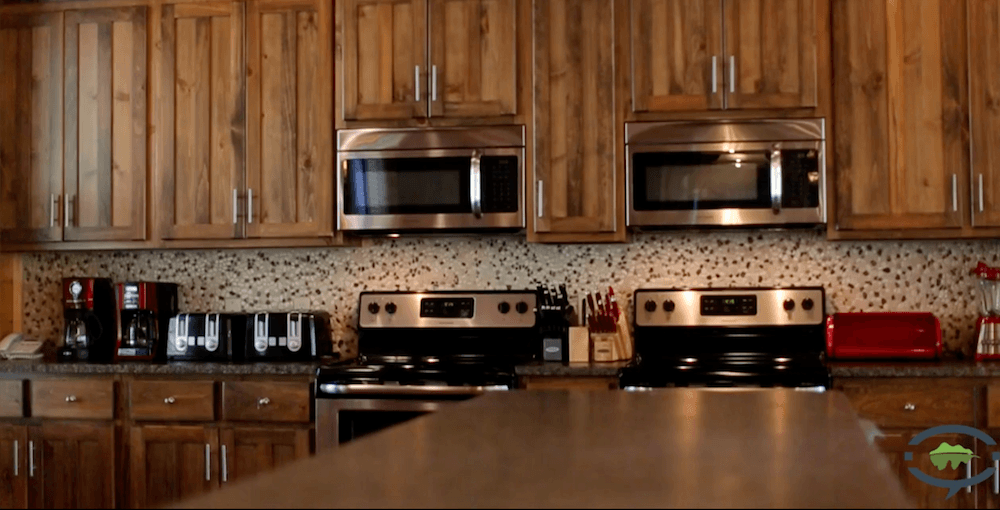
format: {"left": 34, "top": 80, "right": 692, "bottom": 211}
{"left": 166, "top": 313, "right": 247, "bottom": 362}
{"left": 244, "top": 311, "right": 333, "bottom": 361}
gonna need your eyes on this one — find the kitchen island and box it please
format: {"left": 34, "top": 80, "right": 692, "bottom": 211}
{"left": 172, "top": 389, "right": 913, "bottom": 508}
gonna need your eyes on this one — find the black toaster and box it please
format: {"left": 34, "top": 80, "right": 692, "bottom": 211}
{"left": 166, "top": 313, "right": 247, "bottom": 362}
{"left": 244, "top": 311, "right": 333, "bottom": 361}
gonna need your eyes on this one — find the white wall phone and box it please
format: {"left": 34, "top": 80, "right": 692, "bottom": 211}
{"left": 0, "top": 333, "right": 44, "bottom": 360}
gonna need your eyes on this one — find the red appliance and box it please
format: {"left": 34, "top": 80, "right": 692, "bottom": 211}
{"left": 825, "top": 312, "right": 942, "bottom": 360}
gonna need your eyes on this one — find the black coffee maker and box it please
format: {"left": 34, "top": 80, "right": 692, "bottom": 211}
{"left": 115, "top": 282, "right": 179, "bottom": 362}
{"left": 60, "top": 277, "right": 117, "bottom": 363}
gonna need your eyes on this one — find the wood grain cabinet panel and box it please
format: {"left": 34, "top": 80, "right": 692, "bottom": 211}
{"left": 62, "top": 6, "right": 148, "bottom": 242}
{"left": 875, "top": 431, "right": 978, "bottom": 509}
{"left": 532, "top": 0, "right": 620, "bottom": 239}
{"left": 28, "top": 422, "right": 115, "bottom": 509}
{"left": 834, "top": 379, "right": 974, "bottom": 428}
{"left": 968, "top": 0, "right": 1000, "bottom": 228}
{"left": 128, "top": 425, "right": 219, "bottom": 509}
{"left": 723, "top": 0, "right": 818, "bottom": 109}
{"left": 158, "top": 1, "right": 246, "bottom": 240}
{"left": 222, "top": 381, "right": 310, "bottom": 423}
{"left": 429, "top": 0, "right": 517, "bottom": 118}
{"left": 129, "top": 380, "right": 216, "bottom": 422}
{"left": 0, "top": 425, "right": 28, "bottom": 510}
{"left": 339, "top": 0, "right": 427, "bottom": 120}
{"left": 220, "top": 427, "right": 310, "bottom": 483}
{"left": 628, "top": 0, "right": 722, "bottom": 112}
{"left": 31, "top": 379, "right": 114, "bottom": 421}
{"left": 0, "top": 379, "right": 23, "bottom": 418}
{"left": 246, "top": 0, "right": 334, "bottom": 239}
{"left": 0, "top": 12, "right": 64, "bottom": 245}
{"left": 833, "top": 0, "right": 968, "bottom": 232}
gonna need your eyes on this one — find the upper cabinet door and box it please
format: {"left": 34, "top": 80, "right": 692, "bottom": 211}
{"left": 63, "top": 7, "right": 148, "bottom": 242}
{"left": 629, "top": 0, "right": 722, "bottom": 112}
{"left": 246, "top": 0, "right": 333, "bottom": 238}
{"left": 429, "top": 0, "right": 517, "bottom": 117}
{"left": 723, "top": 0, "right": 818, "bottom": 109}
{"left": 158, "top": 1, "right": 246, "bottom": 240}
{"left": 0, "top": 12, "right": 64, "bottom": 244}
{"left": 833, "top": 0, "right": 967, "bottom": 231}
{"left": 340, "top": 0, "right": 427, "bottom": 121}
{"left": 969, "top": 0, "right": 1000, "bottom": 227}
{"left": 533, "top": 0, "right": 618, "bottom": 236}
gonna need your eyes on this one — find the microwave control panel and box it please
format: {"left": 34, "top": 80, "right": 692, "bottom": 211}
{"left": 482, "top": 156, "right": 519, "bottom": 213}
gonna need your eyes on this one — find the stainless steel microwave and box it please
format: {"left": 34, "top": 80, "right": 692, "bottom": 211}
{"left": 337, "top": 126, "right": 525, "bottom": 233}
{"left": 626, "top": 119, "right": 827, "bottom": 228}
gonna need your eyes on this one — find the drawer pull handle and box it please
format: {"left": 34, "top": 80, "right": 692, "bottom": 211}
{"left": 164, "top": 396, "right": 176, "bottom": 405}
{"left": 903, "top": 403, "right": 915, "bottom": 411}
{"left": 257, "top": 397, "right": 271, "bottom": 408}
{"left": 65, "top": 395, "right": 78, "bottom": 403}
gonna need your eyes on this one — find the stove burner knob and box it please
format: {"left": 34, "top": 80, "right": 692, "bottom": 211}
{"left": 783, "top": 299, "right": 796, "bottom": 311}
{"left": 801, "top": 298, "right": 814, "bottom": 311}
{"left": 662, "top": 300, "right": 675, "bottom": 312}
{"left": 385, "top": 302, "right": 397, "bottom": 314}
{"left": 367, "top": 302, "right": 380, "bottom": 314}
{"left": 498, "top": 302, "right": 511, "bottom": 314}
{"left": 515, "top": 301, "right": 529, "bottom": 314}
{"left": 644, "top": 300, "right": 657, "bottom": 312}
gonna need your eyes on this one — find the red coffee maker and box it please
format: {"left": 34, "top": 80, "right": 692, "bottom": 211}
{"left": 59, "top": 277, "right": 117, "bottom": 363}
{"left": 973, "top": 262, "right": 1000, "bottom": 361}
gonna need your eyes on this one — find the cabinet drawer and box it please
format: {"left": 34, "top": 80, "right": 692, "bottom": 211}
{"left": 31, "top": 378, "right": 114, "bottom": 420}
{"left": 0, "top": 379, "right": 23, "bottom": 417}
{"left": 222, "top": 381, "right": 310, "bottom": 423}
{"left": 835, "top": 379, "right": 974, "bottom": 428}
{"left": 521, "top": 376, "right": 619, "bottom": 391}
{"left": 130, "top": 380, "right": 215, "bottom": 421}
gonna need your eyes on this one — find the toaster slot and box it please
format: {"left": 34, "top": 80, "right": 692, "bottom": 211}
{"left": 205, "top": 313, "right": 220, "bottom": 352}
{"left": 253, "top": 313, "right": 270, "bottom": 353}
{"left": 288, "top": 313, "right": 302, "bottom": 353}
{"left": 173, "top": 314, "right": 189, "bottom": 352}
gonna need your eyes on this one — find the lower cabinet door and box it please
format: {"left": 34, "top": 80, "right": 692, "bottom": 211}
{"left": 875, "top": 431, "right": 978, "bottom": 509}
{"left": 28, "top": 422, "right": 115, "bottom": 509}
{"left": 128, "top": 425, "right": 219, "bottom": 509}
{"left": 220, "top": 426, "right": 310, "bottom": 483}
{"left": 0, "top": 424, "right": 28, "bottom": 509}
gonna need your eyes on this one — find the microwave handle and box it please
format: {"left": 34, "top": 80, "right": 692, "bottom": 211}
{"left": 470, "top": 150, "right": 483, "bottom": 218}
{"left": 770, "top": 147, "right": 782, "bottom": 214}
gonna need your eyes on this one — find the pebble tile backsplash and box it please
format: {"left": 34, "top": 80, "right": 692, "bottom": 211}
{"left": 20, "top": 231, "right": 1000, "bottom": 360}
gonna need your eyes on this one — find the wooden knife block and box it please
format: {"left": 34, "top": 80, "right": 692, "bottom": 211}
{"left": 590, "top": 315, "right": 633, "bottom": 362}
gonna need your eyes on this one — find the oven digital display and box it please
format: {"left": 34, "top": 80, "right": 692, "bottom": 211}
{"left": 700, "top": 295, "right": 757, "bottom": 316}
{"left": 420, "top": 298, "right": 475, "bottom": 318}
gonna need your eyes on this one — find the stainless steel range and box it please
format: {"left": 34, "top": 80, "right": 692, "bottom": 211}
{"left": 315, "top": 290, "right": 539, "bottom": 450}
{"left": 620, "top": 287, "right": 830, "bottom": 390}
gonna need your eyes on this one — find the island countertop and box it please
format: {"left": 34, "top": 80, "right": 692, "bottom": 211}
{"left": 172, "top": 390, "right": 911, "bottom": 509}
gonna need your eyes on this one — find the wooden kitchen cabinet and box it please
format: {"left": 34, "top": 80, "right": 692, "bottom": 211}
{"left": 968, "top": 0, "right": 1000, "bottom": 228}
{"left": 28, "top": 422, "right": 116, "bottom": 509}
{"left": 832, "top": 0, "right": 968, "bottom": 232}
{"left": 0, "top": 424, "right": 28, "bottom": 509}
{"left": 219, "top": 426, "right": 310, "bottom": 483}
{"left": 530, "top": 0, "right": 623, "bottom": 242}
{"left": 245, "top": 0, "right": 333, "bottom": 239}
{"left": 875, "top": 431, "right": 979, "bottom": 509}
{"left": 625, "top": 0, "right": 819, "bottom": 114}
{"left": 0, "top": 11, "right": 64, "bottom": 245}
{"left": 127, "top": 425, "right": 220, "bottom": 509}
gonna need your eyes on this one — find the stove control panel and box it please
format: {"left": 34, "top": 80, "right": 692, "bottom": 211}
{"left": 635, "top": 288, "right": 825, "bottom": 327}
{"left": 360, "top": 292, "right": 537, "bottom": 329}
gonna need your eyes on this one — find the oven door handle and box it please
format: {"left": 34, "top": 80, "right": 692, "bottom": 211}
{"left": 769, "top": 146, "right": 782, "bottom": 214}
{"left": 470, "top": 150, "right": 483, "bottom": 219}
{"left": 318, "top": 384, "right": 506, "bottom": 397}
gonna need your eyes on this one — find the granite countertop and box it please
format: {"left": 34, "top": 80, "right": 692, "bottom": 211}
{"left": 514, "top": 360, "right": 629, "bottom": 377}
{"left": 172, "top": 390, "right": 910, "bottom": 509}
{"left": 828, "top": 360, "right": 1000, "bottom": 378}
{"left": 0, "top": 360, "right": 328, "bottom": 376}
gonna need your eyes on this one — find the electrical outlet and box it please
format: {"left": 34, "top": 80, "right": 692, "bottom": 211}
{"left": 293, "top": 297, "right": 311, "bottom": 310}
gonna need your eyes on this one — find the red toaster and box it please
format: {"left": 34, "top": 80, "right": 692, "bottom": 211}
{"left": 825, "top": 312, "right": 942, "bottom": 360}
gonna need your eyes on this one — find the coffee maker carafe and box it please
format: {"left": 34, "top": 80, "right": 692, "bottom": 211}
{"left": 60, "top": 278, "right": 117, "bottom": 363}
{"left": 115, "top": 282, "right": 179, "bottom": 362}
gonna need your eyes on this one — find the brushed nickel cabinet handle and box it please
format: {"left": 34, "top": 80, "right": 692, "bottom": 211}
{"left": 65, "top": 395, "right": 77, "bottom": 403}
{"left": 49, "top": 194, "right": 56, "bottom": 227}
{"left": 205, "top": 443, "right": 211, "bottom": 481}
{"left": 980, "top": 173, "right": 985, "bottom": 213}
{"left": 164, "top": 396, "right": 176, "bottom": 405}
{"left": 952, "top": 174, "right": 958, "bottom": 212}
{"left": 968, "top": 460, "right": 973, "bottom": 493}
{"left": 536, "top": 180, "right": 544, "bottom": 218}
{"left": 729, "top": 56, "right": 736, "bottom": 94}
{"left": 28, "top": 441, "right": 34, "bottom": 478}
{"left": 414, "top": 65, "right": 421, "bottom": 102}
{"left": 65, "top": 194, "right": 72, "bottom": 227}
{"left": 221, "top": 444, "right": 228, "bottom": 482}
{"left": 257, "top": 397, "right": 270, "bottom": 407}
{"left": 247, "top": 188, "right": 254, "bottom": 224}
{"left": 994, "top": 458, "right": 998, "bottom": 494}
{"left": 903, "top": 403, "right": 915, "bottom": 411}
{"left": 432, "top": 65, "right": 438, "bottom": 102}
{"left": 711, "top": 56, "right": 717, "bottom": 94}
{"left": 233, "top": 189, "right": 239, "bottom": 224}
{"left": 12, "top": 439, "right": 17, "bottom": 477}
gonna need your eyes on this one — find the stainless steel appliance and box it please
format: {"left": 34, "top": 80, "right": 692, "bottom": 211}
{"left": 166, "top": 313, "right": 248, "bottom": 362}
{"left": 244, "top": 311, "right": 333, "bottom": 361}
{"left": 337, "top": 126, "right": 525, "bottom": 233}
{"left": 315, "top": 290, "right": 539, "bottom": 451}
{"left": 114, "top": 282, "right": 179, "bottom": 362}
{"left": 620, "top": 287, "right": 830, "bottom": 390}
{"left": 626, "top": 119, "right": 826, "bottom": 228}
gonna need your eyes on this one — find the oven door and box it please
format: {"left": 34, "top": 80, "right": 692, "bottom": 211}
{"left": 315, "top": 385, "right": 492, "bottom": 451}
{"left": 627, "top": 140, "right": 825, "bottom": 227}
{"left": 337, "top": 147, "right": 524, "bottom": 232}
